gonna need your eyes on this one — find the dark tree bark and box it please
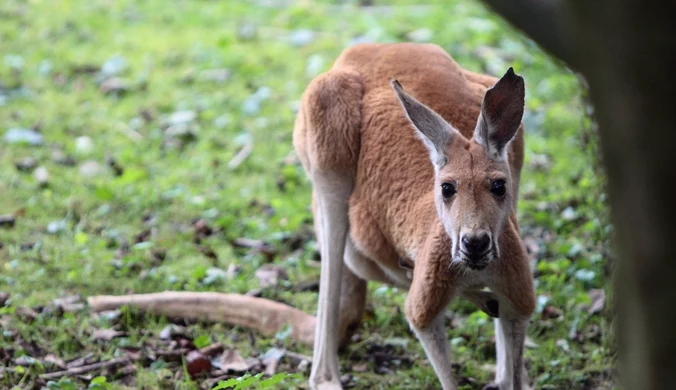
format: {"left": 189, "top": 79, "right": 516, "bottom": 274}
{"left": 479, "top": 0, "right": 676, "bottom": 388}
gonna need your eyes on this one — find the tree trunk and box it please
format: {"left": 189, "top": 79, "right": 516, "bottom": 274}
{"left": 480, "top": 0, "right": 676, "bottom": 388}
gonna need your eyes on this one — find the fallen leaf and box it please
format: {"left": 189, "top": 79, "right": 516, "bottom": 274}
{"left": 232, "top": 237, "right": 270, "bottom": 250}
{"left": 185, "top": 350, "right": 211, "bottom": 377}
{"left": 106, "top": 156, "right": 124, "bottom": 176}
{"left": 529, "top": 153, "right": 552, "bottom": 171}
{"left": 79, "top": 160, "right": 103, "bottom": 178}
{"left": 75, "top": 136, "right": 94, "bottom": 154}
{"left": 66, "top": 353, "right": 95, "bottom": 368}
{"left": 163, "top": 124, "right": 197, "bottom": 148}
{"left": 561, "top": 206, "right": 577, "bottom": 221}
{"left": 159, "top": 324, "right": 188, "bottom": 340}
{"left": 176, "top": 338, "right": 195, "bottom": 350}
{"left": 198, "top": 69, "right": 230, "bottom": 83}
{"left": 197, "top": 245, "right": 218, "bottom": 261}
{"left": 4, "top": 128, "right": 44, "bottom": 145}
{"left": 16, "top": 307, "right": 38, "bottom": 323}
{"left": 91, "top": 328, "right": 127, "bottom": 341}
{"left": 139, "top": 108, "right": 154, "bottom": 123}
{"left": 43, "top": 354, "right": 67, "bottom": 369}
{"left": 202, "top": 267, "right": 229, "bottom": 285}
{"left": 70, "top": 63, "right": 99, "bottom": 75}
{"left": 166, "top": 110, "right": 196, "bottom": 126}
{"left": 227, "top": 139, "right": 253, "bottom": 170}
{"left": 340, "top": 374, "right": 353, "bottom": 387}
{"left": 522, "top": 235, "right": 540, "bottom": 258}
{"left": 255, "top": 264, "right": 289, "bottom": 288}
{"left": 245, "top": 288, "right": 262, "bottom": 297}
{"left": 15, "top": 355, "right": 41, "bottom": 367}
{"left": 0, "top": 292, "right": 9, "bottom": 306}
{"left": 525, "top": 336, "right": 539, "bottom": 349}
{"left": 556, "top": 338, "right": 570, "bottom": 352}
{"left": 153, "top": 348, "right": 190, "bottom": 362}
{"left": 584, "top": 324, "right": 602, "bottom": 341}
{"left": 94, "top": 309, "right": 122, "bottom": 322}
{"left": 406, "top": 28, "right": 433, "bottom": 42}
{"left": 119, "top": 347, "right": 142, "bottom": 361}
{"left": 352, "top": 362, "right": 368, "bottom": 373}
{"left": 541, "top": 305, "right": 562, "bottom": 319}
{"left": 100, "top": 55, "right": 127, "bottom": 78}
{"left": 53, "top": 295, "right": 85, "bottom": 313}
{"left": 46, "top": 220, "right": 67, "bottom": 234}
{"left": 34, "top": 166, "right": 49, "bottom": 186}
{"left": 0, "top": 215, "right": 16, "bottom": 229}
{"left": 100, "top": 78, "right": 129, "bottom": 94}
{"left": 384, "top": 337, "right": 409, "bottom": 348}
{"left": 216, "top": 349, "right": 252, "bottom": 373}
{"left": 587, "top": 289, "right": 606, "bottom": 314}
{"left": 199, "top": 342, "right": 224, "bottom": 357}
{"left": 14, "top": 157, "right": 37, "bottom": 172}
{"left": 193, "top": 219, "right": 214, "bottom": 237}
{"left": 134, "top": 229, "right": 151, "bottom": 244}
{"left": 294, "top": 280, "right": 319, "bottom": 292}
{"left": 298, "top": 359, "right": 311, "bottom": 373}
{"left": 286, "top": 29, "right": 315, "bottom": 47}
{"left": 117, "top": 364, "right": 136, "bottom": 377}
{"left": 260, "top": 347, "right": 285, "bottom": 376}
{"left": 480, "top": 363, "right": 497, "bottom": 375}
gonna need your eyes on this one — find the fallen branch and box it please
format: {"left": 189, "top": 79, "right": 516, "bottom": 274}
{"left": 40, "top": 356, "right": 134, "bottom": 381}
{"left": 227, "top": 139, "right": 253, "bottom": 170}
{"left": 87, "top": 289, "right": 499, "bottom": 350}
{"left": 200, "top": 342, "right": 225, "bottom": 357}
{"left": 87, "top": 292, "right": 316, "bottom": 346}
{"left": 282, "top": 349, "right": 313, "bottom": 363}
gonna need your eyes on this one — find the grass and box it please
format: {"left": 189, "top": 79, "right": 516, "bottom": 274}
{"left": 0, "top": 0, "right": 615, "bottom": 388}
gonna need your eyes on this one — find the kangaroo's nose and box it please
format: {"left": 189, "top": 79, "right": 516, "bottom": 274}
{"left": 461, "top": 232, "right": 490, "bottom": 255}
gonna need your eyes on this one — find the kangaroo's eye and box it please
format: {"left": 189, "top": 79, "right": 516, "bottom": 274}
{"left": 490, "top": 180, "right": 507, "bottom": 197}
{"left": 441, "top": 182, "right": 456, "bottom": 199}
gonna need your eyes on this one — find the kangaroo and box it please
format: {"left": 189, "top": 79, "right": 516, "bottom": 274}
{"left": 293, "top": 42, "right": 535, "bottom": 390}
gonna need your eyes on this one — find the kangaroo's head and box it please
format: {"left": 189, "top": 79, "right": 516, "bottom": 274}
{"left": 392, "top": 68, "right": 525, "bottom": 270}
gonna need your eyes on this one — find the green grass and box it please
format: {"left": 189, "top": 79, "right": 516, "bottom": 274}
{"left": 0, "top": 0, "right": 615, "bottom": 388}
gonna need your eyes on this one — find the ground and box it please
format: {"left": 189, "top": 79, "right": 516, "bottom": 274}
{"left": 0, "top": 0, "right": 615, "bottom": 389}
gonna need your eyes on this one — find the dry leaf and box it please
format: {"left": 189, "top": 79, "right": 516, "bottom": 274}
{"left": 199, "top": 342, "right": 225, "bottom": 357}
{"left": 541, "top": 305, "right": 562, "bottom": 319}
{"left": 217, "top": 349, "right": 251, "bottom": 373}
{"left": 16, "top": 307, "right": 38, "bottom": 323}
{"left": 0, "top": 292, "right": 9, "bottom": 306}
{"left": 352, "top": 362, "right": 368, "bottom": 373}
{"left": 91, "top": 328, "right": 127, "bottom": 341}
{"left": 43, "top": 354, "right": 67, "bottom": 369}
{"left": 53, "top": 295, "right": 85, "bottom": 313}
{"left": 587, "top": 289, "right": 606, "bottom": 314}
{"left": 159, "top": 324, "right": 188, "bottom": 340}
{"left": 34, "top": 166, "right": 49, "bottom": 186}
{"left": 0, "top": 215, "right": 15, "bottom": 228}
{"left": 185, "top": 350, "right": 212, "bottom": 377}
{"left": 255, "top": 264, "right": 289, "bottom": 288}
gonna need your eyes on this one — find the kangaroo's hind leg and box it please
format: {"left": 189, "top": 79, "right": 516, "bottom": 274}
{"left": 313, "top": 198, "right": 367, "bottom": 350}
{"left": 293, "top": 69, "right": 363, "bottom": 390}
{"left": 338, "top": 240, "right": 368, "bottom": 349}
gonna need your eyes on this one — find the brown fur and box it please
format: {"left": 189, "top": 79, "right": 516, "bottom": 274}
{"left": 293, "top": 42, "right": 535, "bottom": 388}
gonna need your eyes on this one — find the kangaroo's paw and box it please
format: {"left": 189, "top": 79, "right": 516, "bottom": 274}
{"left": 310, "top": 379, "right": 343, "bottom": 390}
{"left": 482, "top": 383, "right": 532, "bottom": 390}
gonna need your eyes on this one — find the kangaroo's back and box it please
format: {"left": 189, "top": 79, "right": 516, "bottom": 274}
{"left": 334, "top": 43, "right": 502, "bottom": 137}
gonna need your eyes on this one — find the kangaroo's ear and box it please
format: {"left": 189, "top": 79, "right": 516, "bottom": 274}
{"left": 473, "top": 67, "right": 525, "bottom": 161}
{"left": 391, "top": 79, "right": 458, "bottom": 168}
